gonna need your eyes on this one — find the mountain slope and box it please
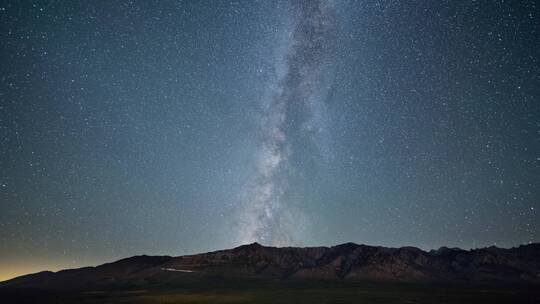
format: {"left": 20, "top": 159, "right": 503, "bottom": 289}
{"left": 1, "top": 242, "right": 539, "bottom": 291}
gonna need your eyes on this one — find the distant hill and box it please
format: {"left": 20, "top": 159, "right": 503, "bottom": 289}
{"left": 1, "top": 242, "right": 539, "bottom": 291}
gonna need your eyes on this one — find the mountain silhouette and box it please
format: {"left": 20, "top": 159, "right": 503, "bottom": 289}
{"left": 2, "top": 242, "right": 539, "bottom": 291}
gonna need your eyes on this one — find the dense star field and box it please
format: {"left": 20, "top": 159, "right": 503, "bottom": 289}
{"left": 0, "top": 0, "right": 539, "bottom": 281}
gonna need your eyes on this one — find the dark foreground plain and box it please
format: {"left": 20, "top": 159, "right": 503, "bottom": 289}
{"left": 1, "top": 280, "right": 539, "bottom": 304}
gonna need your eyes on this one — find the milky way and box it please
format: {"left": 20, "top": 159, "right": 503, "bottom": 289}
{"left": 237, "top": 0, "right": 335, "bottom": 246}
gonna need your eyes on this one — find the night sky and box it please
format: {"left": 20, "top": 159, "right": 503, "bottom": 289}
{"left": 1, "top": 0, "right": 539, "bottom": 281}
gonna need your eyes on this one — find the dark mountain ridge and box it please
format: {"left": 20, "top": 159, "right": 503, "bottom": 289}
{"left": 2, "top": 242, "right": 539, "bottom": 291}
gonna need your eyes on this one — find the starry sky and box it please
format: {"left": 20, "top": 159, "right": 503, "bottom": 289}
{"left": 1, "top": 0, "right": 539, "bottom": 281}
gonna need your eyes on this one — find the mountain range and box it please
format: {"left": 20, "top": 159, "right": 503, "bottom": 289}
{"left": 2, "top": 242, "right": 539, "bottom": 291}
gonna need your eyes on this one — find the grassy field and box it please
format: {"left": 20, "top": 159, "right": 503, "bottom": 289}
{"left": 3, "top": 281, "right": 539, "bottom": 304}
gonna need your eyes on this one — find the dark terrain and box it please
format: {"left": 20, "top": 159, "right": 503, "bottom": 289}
{"left": 1, "top": 242, "right": 539, "bottom": 303}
